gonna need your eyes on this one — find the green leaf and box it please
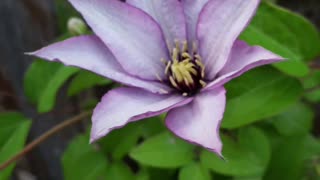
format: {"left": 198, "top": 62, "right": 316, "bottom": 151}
{"left": 201, "top": 127, "right": 270, "bottom": 176}
{"left": 24, "top": 60, "right": 61, "bottom": 104}
{"left": 135, "top": 169, "right": 150, "bottom": 180}
{"left": 303, "top": 135, "right": 320, "bottom": 160}
{"left": 98, "top": 116, "right": 166, "bottom": 160}
{"left": 304, "top": 90, "right": 320, "bottom": 103}
{"left": 233, "top": 177, "right": 262, "bottom": 180}
{"left": 98, "top": 121, "right": 142, "bottom": 161}
{"left": 270, "top": 103, "right": 314, "bottom": 136}
{"left": 303, "top": 71, "right": 320, "bottom": 103}
{"left": 38, "top": 66, "right": 79, "bottom": 112}
{"left": 303, "top": 137, "right": 320, "bottom": 180}
{"left": 302, "top": 71, "right": 320, "bottom": 89}
{"left": 0, "top": 112, "right": 31, "bottom": 180}
{"left": 147, "top": 168, "right": 176, "bottom": 180}
{"left": 62, "top": 134, "right": 109, "bottom": 180}
{"left": 24, "top": 60, "right": 79, "bottom": 113}
{"left": 105, "top": 162, "right": 135, "bottom": 180}
{"left": 55, "top": 0, "right": 80, "bottom": 32}
{"left": 222, "top": 66, "right": 303, "bottom": 129}
{"left": 68, "top": 70, "right": 112, "bottom": 96}
{"left": 138, "top": 116, "right": 167, "bottom": 138}
{"left": 241, "top": 2, "right": 320, "bottom": 77}
{"left": 130, "top": 132, "right": 194, "bottom": 168}
{"left": 179, "top": 163, "right": 211, "bottom": 180}
{"left": 264, "top": 135, "right": 320, "bottom": 180}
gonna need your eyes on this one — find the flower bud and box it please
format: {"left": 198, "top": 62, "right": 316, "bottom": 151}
{"left": 67, "top": 17, "right": 87, "bottom": 35}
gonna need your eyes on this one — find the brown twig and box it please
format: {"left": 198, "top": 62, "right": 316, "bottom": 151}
{"left": 0, "top": 111, "right": 91, "bottom": 171}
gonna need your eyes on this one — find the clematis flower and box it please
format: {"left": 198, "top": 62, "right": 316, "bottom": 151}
{"left": 28, "top": 0, "right": 283, "bottom": 156}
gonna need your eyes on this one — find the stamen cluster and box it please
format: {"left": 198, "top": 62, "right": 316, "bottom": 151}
{"left": 163, "top": 41, "right": 206, "bottom": 96}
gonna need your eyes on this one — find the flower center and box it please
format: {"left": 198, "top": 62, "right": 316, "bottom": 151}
{"left": 163, "top": 41, "right": 206, "bottom": 96}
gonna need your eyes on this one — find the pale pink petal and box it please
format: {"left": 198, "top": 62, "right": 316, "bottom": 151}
{"left": 197, "top": 0, "right": 260, "bottom": 80}
{"left": 27, "top": 35, "right": 171, "bottom": 94}
{"left": 205, "top": 40, "right": 283, "bottom": 90}
{"left": 166, "top": 87, "right": 226, "bottom": 156}
{"left": 91, "top": 87, "right": 192, "bottom": 142}
{"left": 127, "top": 0, "right": 186, "bottom": 49}
{"left": 69, "top": 0, "right": 168, "bottom": 80}
{"left": 181, "top": 0, "right": 209, "bottom": 43}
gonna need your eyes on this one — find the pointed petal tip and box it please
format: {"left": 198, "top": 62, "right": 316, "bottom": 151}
{"left": 165, "top": 88, "right": 226, "bottom": 158}
{"left": 205, "top": 41, "right": 286, "bottom": 90}
{"left": 89, "top": 137, "right": 96, "bottom": 144}
{"left": 68, "top": 0, "right": 168, "bottom": 80}
{"left": 89, "top": 131, "right": 108, "bottom": 144}
{"left": 167, "top": 126, "right": 223, "bottom": 157}
{"left": 24, "top": 47, "right": 68, "bottom": 66}
{"left": 24, "top": 51, "right": 34, "bottom": 56}
{"left": 91, "top": 87, "right": 191, "bottom": 143}
{"left": 89, "top": 128, "right": 100, "bottom": 144}
{"left": 25, "top": 48, "right": 44, "bottom": 57}
{"left": 89, "top": 125, "right": 110, "bottom": 144}
{"left": 208, "top": 146, "right": 224, "bottom": 159}
{"left": 197, "top": 0, "right": 261, "bottom": 79}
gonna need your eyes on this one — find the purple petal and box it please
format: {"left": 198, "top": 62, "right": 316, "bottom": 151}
{"left": 166, "top": 87, "right": 226, "bottom": 156}
{"left": 91, "top": 87, "right": 192, "bottom": 142}
{"left": 69, "top": 0, "right": 168, "bottom": 80}
{"left": 205, "top": 40, "right": 283, "bottom": 90}
{"left": 127, "top": 0, "right": 186, "bottom": 49}
{"left": 27, "top": 35, "right": 171, "bottom": 94}
{"left": 181, "top": 0, "right": 209, "bottom": 43}
{"left": 197, "top": 0, "right": 260, "bottom": 80}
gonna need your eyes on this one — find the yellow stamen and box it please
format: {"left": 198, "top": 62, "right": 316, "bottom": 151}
{"left": 175, "top": 40, "right": 180, "bottom": 53}
{"left": 179, "top": 66, "right": 194, "bottom": 84}
{"left": 182, "top": 41, "right": 188, "bottom": 52}
{"left": 171, "top": 64, "right": 183, "bottom": 82}
{"left": 188, "top": 68, "right": 198, "bottom": 76}
{"left": 169, "top": 76, "right": 180, "bottom": 90}
{"left": 200, "top": 80, "right": 207, "bottom": 88}
{"left": 195, "top": 59, "right": 205, "bottom": 78}
{"left": 194, "top": 54, "right": 202, "bottom": 61}
{"left": 182, "top": 52, "right": 191, "bottom": 59}
{"left": 171, "top": 58, "right": 197, "bottom": 85}
{"left": 184, "top": 77, "right": 190, "bottom": 87}
{"left": 172, "top": 48, "right": 179, "bottom": 63}
{"left": 164, "top": 40, "right": 207, "bottom": 94}
{"left": 165, "top": 61, "right": 171, "bottom": 75}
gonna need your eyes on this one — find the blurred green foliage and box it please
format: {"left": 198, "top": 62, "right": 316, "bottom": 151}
{"left": 241, "top": 2, "right": 320, "bottom": 77}
{"left": 2, "top": 0, "right": 319, "bottom": 180}
{"left": 0, "top": 113, "right": 31, "bottom": 179}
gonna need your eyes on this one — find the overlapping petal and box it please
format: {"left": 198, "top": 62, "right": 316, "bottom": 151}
{"left": 197, "top": 0, "right": 260, "bottom": 80}
{"left": 27, "top": 35, "right": 171, "bottom": 94}
{"left": 69, "top": 0, "right": 168, "bottom": 80}
{"left": 166, "top": 87, "right": 226, "bottom": 156}
{"left": 181, "top": 0, "right": 209, "bottom": 43}
{"left": 205, "top": 40, "right": 283, "bottom": 90}
{"left": 127, "top": 0, "right": 186, "bottom": 49}
{"left": 91, "top": 87, "right": 192, "bottom": 142}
